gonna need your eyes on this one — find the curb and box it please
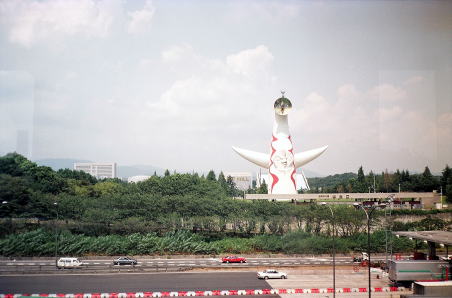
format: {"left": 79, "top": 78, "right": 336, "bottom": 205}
{"left": 0, "top": 287, "right": 408, "bottom": 297}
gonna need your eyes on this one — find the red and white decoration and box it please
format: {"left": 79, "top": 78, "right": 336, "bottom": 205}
{"left": 0, "top": 287, "right": 408, "bottom": 297}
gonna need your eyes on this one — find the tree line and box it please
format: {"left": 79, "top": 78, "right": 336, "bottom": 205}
{"left": 0, "top": 152, "right": 450, "bottom": 256}
{"left": 307, "top": 165, "right": 452, "bottom": 200}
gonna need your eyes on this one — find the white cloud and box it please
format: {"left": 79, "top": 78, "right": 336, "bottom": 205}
{"left": 290, "top": 79, "right": 443, "bottom": 173}
{"left": 127, "top": 0, "right": 155, "bottom": 35}
{"left": 226, "top": 45, "right": 274, "bottom": 77}
{"left": 404, "top": 75, "right": 424, "bottom": 86}
{"left": 369, "top": 83, "right": 407, "bottom": 102}
{"left": 0, "top": 0, "right": 118, "bottom": 46}
{"left": 162, "top": 44, "right": 195, "bottom": 63}
{"left": 229, "top": 1, "right": 300, "bottom": 23}
{"left": 145, "top": 44, "right": 276, "bottom": 147}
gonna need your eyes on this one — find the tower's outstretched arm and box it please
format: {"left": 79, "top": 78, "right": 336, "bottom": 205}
{"left": 232, "top": 146, "right": 270, "bottom": 169}
{"left": 294, "top": 145, "right": 328, "bottom": 168}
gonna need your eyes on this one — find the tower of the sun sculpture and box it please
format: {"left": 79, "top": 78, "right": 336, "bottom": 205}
{"left": 232, "top": 93, "right": 328, "bottom": 194}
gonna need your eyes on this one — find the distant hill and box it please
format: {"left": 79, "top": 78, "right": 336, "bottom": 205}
{"left": 118, "top": 165, "right": 165, "bottom": 178}
{"left": 299, "top": 168, "right": 324, "bottom": 178}
{"left": 34, "top": 158, "right": 164, "bottom": 178}
{"left": 34, "top": 158, "right": 322, "bottom": 179}
{"left": 307, "top": 172, "right": 357, "bottom": 190}
{"left": 35, "top": 158, "right": 91, "bottom": 170}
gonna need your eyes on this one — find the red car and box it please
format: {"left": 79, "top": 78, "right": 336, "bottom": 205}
{"left": 222, "top": 256, "right": 247, "bottom": 263}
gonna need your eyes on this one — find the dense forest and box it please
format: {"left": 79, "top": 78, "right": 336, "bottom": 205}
{"left": 0, "top": 152, "right": 451, "bottom": 256}
{"left": 307, "top": 165, "right": 450, "bottom": 195}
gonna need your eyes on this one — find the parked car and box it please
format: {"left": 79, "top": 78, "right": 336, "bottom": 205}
{"left": 113, "top": 257, "right": 138, "bottom": 265}
{"left": 57, "top": 257, "right": 83, "bottom": 269}
{"left": 221, "top": 256, "right": 247, "bottom": 263}
{"left": 257, "top": 269, "right": 287, "bottom": 280}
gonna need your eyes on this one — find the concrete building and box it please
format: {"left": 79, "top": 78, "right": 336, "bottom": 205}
{"left": 224, "top": 172, "right": 252, "bottom": 191}
{"left": 74, "top": 162, "right": 117, "bottom": 179}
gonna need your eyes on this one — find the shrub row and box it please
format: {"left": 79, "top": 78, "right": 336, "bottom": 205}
{"left": 0, "top": 228, "right": 415, "bottom": 257}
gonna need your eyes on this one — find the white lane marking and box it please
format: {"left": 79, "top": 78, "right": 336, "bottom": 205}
{"left": 94, "top": 263, "right": 100, "bottom": 265}
{"left": 147, "top": 262, "right": 153, "bottom": 264}
{"left": 104, "top": 262, "right": 110, "bottom": 264}
{"left": 273, "top": 263, "right": 280, "bottom": 265}
{"left": 39, "top": 263, "right": 46, "bottom": 265}
{"left": 168, "top": 261, "right": 175, "bottom": 263}
{"left": 294, "top": 262, "right": 300, "bottom": 265}
{"left": 283, "top": 262, "right": 291, "bottom": 264}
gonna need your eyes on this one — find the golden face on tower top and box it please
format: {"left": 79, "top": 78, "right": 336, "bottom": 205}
{"left": 274, "top": 96, "right": 292, "bottom": 115}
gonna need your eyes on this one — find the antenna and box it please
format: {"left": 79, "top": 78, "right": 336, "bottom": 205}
{"left": 281, "top": 91, "right": 285, "bottom": 98}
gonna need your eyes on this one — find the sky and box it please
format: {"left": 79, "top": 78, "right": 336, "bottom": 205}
{"left": 0, "top": 0, "right": 451, "bottom": 177}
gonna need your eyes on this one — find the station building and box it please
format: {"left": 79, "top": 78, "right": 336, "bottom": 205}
{"left": 244, "top": 192, "right": 442, "bottom": 210}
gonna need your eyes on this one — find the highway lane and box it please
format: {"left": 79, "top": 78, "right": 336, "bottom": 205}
{"left": 0, "top": 256, "right": 399, "bottom": 275}
{"left": 1, "top": 256, "right": 381, "bottom": 268}
{"left": 0, "top": 272, "right": 276, "bottom": 294}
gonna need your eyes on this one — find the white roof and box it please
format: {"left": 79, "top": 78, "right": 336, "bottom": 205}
{"left": 128, "top": 175, "right": 151, "bottom": 183}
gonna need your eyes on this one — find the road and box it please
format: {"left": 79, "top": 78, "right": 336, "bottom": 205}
{"left": 0, "top": 272, "right": 275, "bottom": 294}
{"left": 1, "top": 255, "right": 389, "bottom": 268}
{"left": 0, "top": 255, "right": 397, "bottom": 275}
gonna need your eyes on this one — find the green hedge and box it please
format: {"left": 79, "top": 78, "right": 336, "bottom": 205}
{"left": 0, "top": 228, "right": 416, "bottom": 257}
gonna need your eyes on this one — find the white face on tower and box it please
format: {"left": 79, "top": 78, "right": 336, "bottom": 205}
{"left": 274, "top": 97, "right": 292, "bottom": 115}
{"left": 271, "top": 150, "right": 294, "bottom": 172}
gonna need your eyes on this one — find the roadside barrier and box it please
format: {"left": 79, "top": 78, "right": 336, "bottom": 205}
{"left": 0, "top": 287, "right": 409, "bottom": 298}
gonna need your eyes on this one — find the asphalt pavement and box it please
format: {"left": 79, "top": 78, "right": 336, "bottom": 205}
{"left": 0, "top": 272, "right": 274, "bottom": 294}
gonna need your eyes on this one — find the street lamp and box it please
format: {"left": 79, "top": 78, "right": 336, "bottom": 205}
{"left": 321, "top": 202, "right": 336, "bottom": 298}
{"left": 353, "top": 202, "right": 385, "bottom": 298}
{"left": 1, "top": 201, "right": 11, "bottom": 234}
{"left": 54, "top": 202, "right": 59, "bottom": 268}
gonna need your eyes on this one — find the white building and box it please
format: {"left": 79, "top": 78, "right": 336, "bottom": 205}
{"left": 74, "top": 162, "right": 117, "bottom": 179}
{"left": 223, "top": 172, "right": 252, "bottom": 191}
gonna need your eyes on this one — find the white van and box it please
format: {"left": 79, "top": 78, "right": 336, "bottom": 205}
{"left": 57, "top": 257, "right": 83, "bottom": 269}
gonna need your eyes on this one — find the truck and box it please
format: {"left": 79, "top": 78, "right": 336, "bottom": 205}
{"left": 388, "top": 259, "right": 451, "bottom": 285}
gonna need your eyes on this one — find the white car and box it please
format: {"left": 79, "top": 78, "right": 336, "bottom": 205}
{"left": 257, "top": 269, "right": 287, "bottom": 279}
{"left": 57, "top": 257, "right": 83, "bottom": 269}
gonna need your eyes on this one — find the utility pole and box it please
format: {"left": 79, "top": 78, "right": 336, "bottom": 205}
{"left": 373, "top": 176, "right": 376, "bottom": 193}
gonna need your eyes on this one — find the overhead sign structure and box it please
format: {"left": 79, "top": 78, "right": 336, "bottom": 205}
{"left": 232, "top": 92, "right": 328, "bottom": 194}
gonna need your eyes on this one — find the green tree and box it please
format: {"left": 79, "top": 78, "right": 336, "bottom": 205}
{"left": 226, "top": 176, "right": 239, "bottom": 197}
{"left": 206, "top": 170, "right": 216, "bottom": 181}
{"left": 440, "top": 165, "right": 452, "bottom": 202}
{"left": 418, "top": 166, "right": 437, "bottom": 192}
{"left": 218, "top": 172, "right": 228, "bottom": 191}
{"left": 164, "top": 169, "right": 170, "bottom": 177}
{"left": 256, "top": 180, "right": 268, "bottom": 194}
